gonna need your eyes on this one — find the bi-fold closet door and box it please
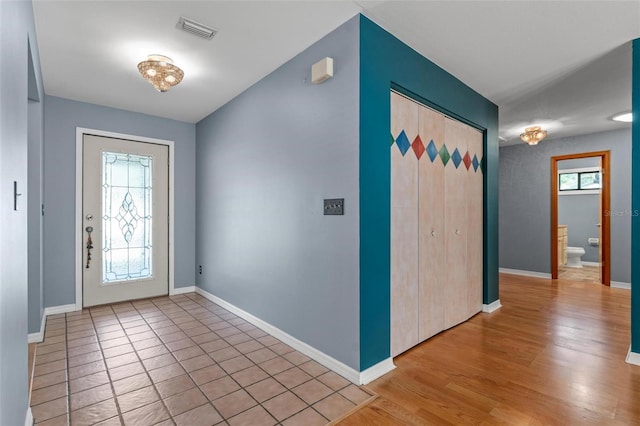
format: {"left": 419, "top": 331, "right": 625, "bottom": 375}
{"left": 391, "top": 91, "right": 484, "bottom": 357}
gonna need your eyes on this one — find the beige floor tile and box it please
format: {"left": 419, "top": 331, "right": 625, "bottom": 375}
{"left": 225, "top": 333, "right": 253, "bottom": 346}
{"left": 210, "top": 346, "right": 241, "bottom": 363}
{"left": 161, "top": 331, "right": 190, "bottom": 344}
{"left": 70, "top": 398, "right": 118, "bottom": 426}
{"left": 200, "top": 375, "right": 240, "bottom": 401}
{"left": 200, "top": 339, "right": 230, "bottom": 353}
{"left": 93, "top": 415, "right": 123, "bottom": 426}
{"left": 230, "top": 365, "right": 268, "bottom": 387}
{"left": 281, "top": 407, "right": 327, "bottom": 426}
{"left": 136, "top": 344, "right": 169, "bottom": 360}
{"left": 38, "top": 335, "right": 65, "bottom": 348}
{"left": 108, "top": 361, "right": 145, "bottom": 381}
{"left": 67, "top": 335, "right": 98, "bottom": 349}
{"left": 173, "top": 345, "right": 205, "bottom": 361}
{"left": 125, "top": 325, "right": 151, "bottom": 335}
{"left": 184, "top": 325, "right": 211, "bottom": 337}
{"left": 155, "top": 373, "right": 196, "bottom": 399}
{"left": 245, "top": 378, "right": 287, "bottom": 403}
{"left": 34, "top": 359, "right": 66, "bottom": 377}
{"left": 102, "top": 343, "right": 135, "bottom": 359}
{"left": 228, "top": 405, "right": 277, "bottom": 426}
{"left": 221, "top": 356, "right": 254, "bottom": 375}
{"left": 313, "top": 393, "right": 355, "bottom": 420}
{"left": 317, "top": 371, "right": 350, "bottom": 391}
{"left": 32, "top": 370, "right": 67, "bottom": 391}
{"left": 35, "top": 350, "right": 67, "bottom": 365}
{"left": 245, "top": 348, "right": 278, "bottom": 364}
{"left": 234, "top": 340, "right": 264, "bottom": 355}
{"left": 32, "top": 396, "right": 68, "bottom": 423}
{"left": 30, "top": 382, "right": 68, "bottom": 406}
{"left": 262, "top": 391, "right": 307, "bottom": 422}
{"left": 163, "top": 387, "right": 207, "bottom": 416}
{"left": 68, "top": 342, "right": 101, "bottom": 358}
{"left": 165, "top": 338, "right": 196, "bottom": 352}
{"left": 191, "top": 332, "right": 219, "bottom": 345}
{"left": 299, "top": 360, "right": 329, "bottom": 377}
{"left": 69, "top": 360, "right": 106, "bottom": 380}
{"left": 100, "top": 336, "right": 131, "bottom": 349}
{"left": 259, "top": 356, "right": 294, "bottom": 376}
{"left": 282, "top": 351, "right": 311, "bottom": 366}
{"left": 117, "top": 386, "right": 159, "bottom": 413}
{"left": 256, "top": 335, "right": 279, "bottom": 346}
{"left": 148, "top": 362, "right": 186, "bottom": 383}
{"left": 36, "top": 342, "right": 66, "bottom": 356}
{"left": 216, "top": 326, "right": 241, "bottom": 338}
{"left": 339, "top": 384, "right": 373, "bottom": 404}
{"left": 68, "top": 350, "right": 103, "bottom": 368}
{"left": 34, "top": 413, "right": 69, "bottom": 426}
{"left": 269, "top": 342, "right": 295, "bottom": 355}
{"left": 173, "top": 403, "right": 223, "bottom": 426}
{"left": 181, "top": 354, "right": 215, "bottom": 372}
{"left": 142, "top": 353, "right": 176, "bottom": 371}
{"left": 274, "top": 367, "right": 312, "bottom": 389}
{"left": 128, "top": 330, "right": 156, "bottom": 343}
{"left": 105, "top": 352, "right": 139, "bottom": 369}
{"left": 132, "top": 337, "right": 163, "bottom": 351}
{"left": 70, "top": 383, "right": 113, "bottom": 411}
{"left": 121, "top": 400, "right": 170, "bottom": 426}
{"left": 190, "top": 364, "right": 227, "bottom": 385}
{"left": 112, "top": 372, "right": 152, "bottom": 396}
{"left": 292, "top": 379, "right": 333, "bottom": 405}
{"left": 211, "top": 389, "right": 257, "bottom": 419}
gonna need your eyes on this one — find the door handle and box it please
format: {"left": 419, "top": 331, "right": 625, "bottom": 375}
{"left": 431, "top": 230, "right": 436, "bottom": 237}
{"left": 85, "top": 226, "right": 94, "bottom": 268}
{"left": 455, "top": 229, "right": 461, "bottom": 235}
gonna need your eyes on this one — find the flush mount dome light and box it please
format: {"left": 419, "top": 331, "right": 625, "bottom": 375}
{"left": 137, "top": 55, "right": 183, "bottom": 92}
{"left": 520, "top": 126, "right": 548, "bottom": 146}
{"left": 612, "top": 112, "right": 632, "bottom": 123}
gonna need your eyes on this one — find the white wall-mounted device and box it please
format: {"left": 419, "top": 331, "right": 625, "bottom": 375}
{"left": 311, "top": 57, "right": 334, "bottom": 84}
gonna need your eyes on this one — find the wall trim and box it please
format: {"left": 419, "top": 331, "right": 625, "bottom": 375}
{"left": 499, "top": 268, "right": 552, "bottom": 279}
{"left": 626, "top": 346, "right": 640, "bottom": 366}
{"left": 482, "top": 299, "right": 502, "bottom": 313}
{"left": 359, "top": 358, "right": 395, "bottom": 385}
{"left": 611, "top": 281, "right": 631, "bottom": 290}
{"left": 28, "top": 304, "right": 78, "bottom": 343}
{"left": 170, "top": 286, "right": 196, "bottom": 295}
{"left": 582, "top": 261, "right": 600, "bottom": 267}
{"left": 25, "top": 407, "right": 33, "bottom": 426}
{"left": 75, "top": 128, "right": 175, "bottom": 310}
{"left": 194, "top": 287, "right": 372, "bottom": 384}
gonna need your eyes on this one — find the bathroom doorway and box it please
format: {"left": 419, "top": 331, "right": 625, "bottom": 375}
{"left": 551, "top": 151, "right": 610, "bottom": 285}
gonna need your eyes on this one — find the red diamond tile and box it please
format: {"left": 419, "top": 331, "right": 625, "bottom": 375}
{"left": 412, "top": 135, "right": 425, "bottom": 160}
{"left": 463, "top": 151, "right": 472, "bottom": 170}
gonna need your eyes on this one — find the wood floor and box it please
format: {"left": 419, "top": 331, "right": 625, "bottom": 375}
{"left": 558, "top": 265, "right": 600, "bottom": 283}
{"left": 339, "top": 273, "right": 639, "bottom": 425}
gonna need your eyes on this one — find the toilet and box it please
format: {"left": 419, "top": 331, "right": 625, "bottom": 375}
{"left": 566, "top": 247, "right": 586, "bottom": 268}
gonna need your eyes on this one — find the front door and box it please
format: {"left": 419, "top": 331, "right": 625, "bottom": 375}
{"left": 82, "top": 134, "right": 169, "bottom": 307}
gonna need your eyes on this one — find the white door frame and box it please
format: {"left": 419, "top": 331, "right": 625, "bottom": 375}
{"left": 75, "top": 127, "right": 176, "bottom": 310}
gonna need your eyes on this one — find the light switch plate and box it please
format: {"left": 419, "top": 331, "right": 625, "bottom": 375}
{"left": 324, "top": 198, "right": 344, "bottom": 215}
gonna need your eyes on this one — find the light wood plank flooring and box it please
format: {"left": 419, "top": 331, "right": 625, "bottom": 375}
{"left": 340, "top": 273, "right": 639, "bottom": 425}
{"left": 559, "top": 265, "right": 600, "bottom": 283}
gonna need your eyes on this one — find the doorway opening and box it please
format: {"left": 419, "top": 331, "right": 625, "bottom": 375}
{"left": 551, "top": 151, "right": 610, "bottom": 285}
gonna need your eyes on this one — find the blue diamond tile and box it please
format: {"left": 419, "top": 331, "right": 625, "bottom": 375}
{"left": 426, "top": 140, "right": 438, "bottom": 163}
{"left": 472, "top": 154, "right": 479, "bottom": 172}
{"left": 395, "top": 130, "right": 411, "bottom": 156}
{"left": 451, "top": 148, "right": 462, "bottom": 169}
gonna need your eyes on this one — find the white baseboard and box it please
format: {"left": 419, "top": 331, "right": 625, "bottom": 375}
{"left": 28, "top": 304, "right": 78, "bottom": 344}
{"left": 359, "top": 358, "right": 395, "bottom": 385}
{"left": 170, "top": 286, "right": 196, "bottom": 296}
{"left": 611, "top": 281, "right": 631, "bottom": 290}
{"left": 499, "top": 268, "right": 551, "bottom": 279}
{"left": 626, "top": 346, "right": 640, "bottom": 366}
{"left": 482, "top": 299, "right": 502, "bottom": 313}
{"left": 194, "top": 287, "right": 387, "bottom": 385}
{"left": 581, "top": 261, "right": 600, "bottom": 267}
{"left": 25, "top": 407, "right": 33, "bottom": 426}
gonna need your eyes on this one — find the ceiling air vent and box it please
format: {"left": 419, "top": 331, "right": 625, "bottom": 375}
{"left": 177, "top": 16, "right": 217, "bottom": 40}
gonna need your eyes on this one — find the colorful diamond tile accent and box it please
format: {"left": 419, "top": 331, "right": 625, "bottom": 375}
{"left": 426, "top": 140, "right": 438, "bottom": 163}
{"left": 463, "top": 151, "right": 472, "bottom": 170}
{"left": 396, "top": 130, "right": 411, "bottom": 156}
{"left": 412, "top": 135, "right": 425, "bottom": 160}
{"left": 472, "top": 154, "right": 479, "bottom": 171}
{"left": 439, "top": 144, "right": 450, "bottom": 166}
{"left": 451, "top": 148, "right": 462, "bottom": 169}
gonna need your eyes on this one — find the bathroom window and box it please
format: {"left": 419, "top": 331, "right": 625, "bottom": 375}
{"left": 558, "top": 167, "right": 601, "bottom": 195}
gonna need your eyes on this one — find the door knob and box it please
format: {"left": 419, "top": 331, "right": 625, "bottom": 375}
{"left": 455, "top": 229, "right": 461, "bottom": 235}
{"left": 431, "top": 230, "right": 436, "bottom": 237}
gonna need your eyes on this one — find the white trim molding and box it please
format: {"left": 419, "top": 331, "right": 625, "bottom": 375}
{"left": 581, "top": 261, "right": 600, "bottom": 267}
{"left": 75, "top": 128, "right": 175, "bottom": 309}
{"left": 359, "top": 358, "right": 395, "bottom": 385}
{"left": 170, "top": 286, "right": 196, "bottom": 295}
{"left": 25, "top": 407, "right": 33, "bottom": 426}
{"left": 28, "top": 304, "right": 80, "bottom": 343}
{"left": 499, "top": 268, "right": 552, "bottom": 279}
{"left": 626, "top": 346, "right": 640, "bottom": 366}
{"left": 611, "top": 281, "right": 631, "bottom": 290}
{"left": 194, "top": 287, "right": 391, "bottom": 385}
{"left": 482, "top": 299, "right": 502, "bottom": 313}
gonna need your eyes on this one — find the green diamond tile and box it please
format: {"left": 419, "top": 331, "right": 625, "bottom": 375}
{"left": 439, "top": 144, "right": 450, "bottom": 166}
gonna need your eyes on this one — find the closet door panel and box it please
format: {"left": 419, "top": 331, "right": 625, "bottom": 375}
{"left": 466, "top": 127, "right": 484, "bottom": 317}
{"left": 391, "top": 92, "right": 420, "bottom": 356}
{"left": 443, "top": 118, "right": 469, "bottom": 330}
{"left": 418, "top": 106, "right": 445, "bottom": 341}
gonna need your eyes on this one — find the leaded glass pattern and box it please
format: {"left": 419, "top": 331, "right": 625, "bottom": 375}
{"left": 102, "top": 152, "right": 153, "bottom": 283}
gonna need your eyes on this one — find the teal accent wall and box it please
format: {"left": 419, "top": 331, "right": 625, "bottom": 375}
{"left": 359, "top": 15, "right": 499, "bottom": 370}
{"left": 632, "top": 38, "right": 640, "bottom": 354}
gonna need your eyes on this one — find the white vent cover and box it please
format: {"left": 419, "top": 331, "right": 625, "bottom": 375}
{"left": 177, "top": 16, "right": 217, "bottom": 40}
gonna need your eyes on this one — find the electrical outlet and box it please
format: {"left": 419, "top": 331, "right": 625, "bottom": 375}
{"left": 199, "top": 265, "right": 203, "bottom": 275}
{"left": 324, "top": 198, "right": 344, "bottom": 215}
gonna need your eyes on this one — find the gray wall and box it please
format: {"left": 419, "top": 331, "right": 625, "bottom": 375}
{"left": 558, "top": 157, "right": 600, "bottom": 263}
{"left": 0, "top": 0, "right": 44, "bottom": 423}
{"left": 43, "top": 96, "right": 197, "bottom": 308}
{"left": 196, "top": 16, "right": 360, "bottom": 369}
{"left": 500, "top": 128, "right": 631, "bottom": 283}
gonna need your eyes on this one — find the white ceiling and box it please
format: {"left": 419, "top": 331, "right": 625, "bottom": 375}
{"left": 33, "top": 1, "right": 640, "bottom": 143}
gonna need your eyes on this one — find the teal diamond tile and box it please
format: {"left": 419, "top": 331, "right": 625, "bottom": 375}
{"left": 439, "top": 144, "right": 450, "bottom": 166}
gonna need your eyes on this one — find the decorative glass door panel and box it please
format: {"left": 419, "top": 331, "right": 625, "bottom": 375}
{"left": 83, "top": 134, "right": 169, "bottom": 307}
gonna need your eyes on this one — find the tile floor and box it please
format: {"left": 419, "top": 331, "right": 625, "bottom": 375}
{"left": 558, "top": 265, "right": 600, "bottom": 283}
{"left": 30, "top": 293, "right": 375, "bottom": 425}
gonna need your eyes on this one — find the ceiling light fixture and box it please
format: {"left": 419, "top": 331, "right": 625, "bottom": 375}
{"left": 520, "top": 126, "right": 548, "bottom": 146}
{"left": 612, "top": 112, "right": 632, "bottom": 123}
{"left": 137, "top": 55, "right": 184, "bottom": 92}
